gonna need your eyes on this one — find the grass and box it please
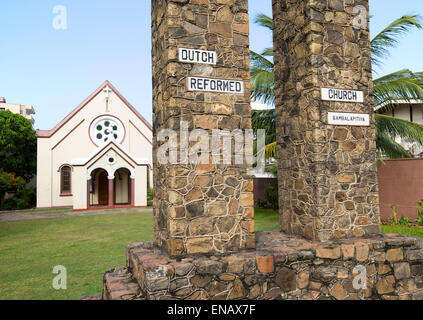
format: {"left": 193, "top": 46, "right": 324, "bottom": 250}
{"left": 381, "top": 224, "right": 423, "bottom": 239}
{"left": 255, "top": 208, "right": 280, "bottom": 231}
{"left": 0, "top": 211, "right": 153, "bottom": 300}
{"left": 0, "top": 207, "right": 421, "bottom": 300}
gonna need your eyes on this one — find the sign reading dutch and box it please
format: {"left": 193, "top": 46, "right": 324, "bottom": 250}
{"left": 322, "top": 88, "right": 364, "bottom": 103}
{"left": 328, "top": 112, "right": 370, "bottom": 126}
{"left": 179, "top": 48, "right": 217, "bottom": 65}
{"left": 188, "top": 77, "right": 244, "bottom": 94}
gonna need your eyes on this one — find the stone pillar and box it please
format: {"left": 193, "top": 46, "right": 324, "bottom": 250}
{"left": 108, "top": 178, "right": 114, "bottom": 207}
{"left": 152, "top": 0, "right": 254, "bottom": 256}
{"left": 273, "top": 0, "right": 380, "bottom": 241}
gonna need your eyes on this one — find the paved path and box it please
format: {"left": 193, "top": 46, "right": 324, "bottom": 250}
{"left": 0, "top": 207, "right": 153, "bottom": 223}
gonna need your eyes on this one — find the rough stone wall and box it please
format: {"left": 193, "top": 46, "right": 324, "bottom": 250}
{"left": 273, "top": 0, "right": 380, "bottom": 241}
{"left": 151, "top": 0, "right": 254, "bottom": 257}
{"left": 103, "top": 232, "right": 423, "bottom": 300}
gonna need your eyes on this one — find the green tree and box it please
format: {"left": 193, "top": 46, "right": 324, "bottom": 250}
{"left": 0, "top": 171, "right": 25, "bottom": 209}
{"left": 0, "top": 111, "right": 37, "bottom": 180}
{"left": 250, "top": 14, "right": 423, "bottom": 159}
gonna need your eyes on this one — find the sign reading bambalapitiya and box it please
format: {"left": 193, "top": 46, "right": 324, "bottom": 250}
{"left": 322, "top": 88, "right": 364, "bottom": 103}
{"left": 328, "top": 112, "right": 370, "bottom": 126}
{"left": 188, "top": 77, "right": 244, "bottom": 94}
{"left": 179, "top": 48, "right": 217, "bottom": 65}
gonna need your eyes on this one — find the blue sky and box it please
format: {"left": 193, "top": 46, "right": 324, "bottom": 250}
{"left": 1, "top": 1, "right": 423, "bottom": 129}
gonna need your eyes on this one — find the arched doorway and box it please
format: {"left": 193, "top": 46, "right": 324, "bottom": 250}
{"left": 114, "top": 168, "right": 131, "bottom": 205}
{"left": 89, "top": 168, "right": 110, "bottom": 207}
{"left": 98, "top": 170, "right": 109, "bottom": 205}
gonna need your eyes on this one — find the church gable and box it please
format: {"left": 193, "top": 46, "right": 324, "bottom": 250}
{"left": 36, "top": 80, "right": 152, "bottom": 141}
{"left": 85, "top": 143, "right": 137, "bottom": 180}
{"left": 36, "top": 80, "right": 152, "bottom": 158}
{"left": 71, "top": 141, "right": 141, "bottom": 176}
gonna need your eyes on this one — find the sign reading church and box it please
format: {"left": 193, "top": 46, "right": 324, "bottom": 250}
{"left": 36, "top": 81, "right": 153, "bottom": 210}
{"left": 321, "top": 88, "right": 364, "bottom": 103}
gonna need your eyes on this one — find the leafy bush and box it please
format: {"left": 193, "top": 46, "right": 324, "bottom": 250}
{"left": 4, "top": 187, "right": 36, "bottom": 210}
{"left": 0, "top": 171, "right": 26, "bottom": 209}
{"left": 417, "top": 200, "right": 423, "bottom": 226}
{"left": 147, "top": 188, "right": 153, "bottom": 202}
{"left": 398, "top": 216, "right": 411, "bottom": 226}
{"left": 389, "top": 205, "right": 411, "bottom": 226}
{"left": 264, "top": 182, "right": 278, "bottom": 210}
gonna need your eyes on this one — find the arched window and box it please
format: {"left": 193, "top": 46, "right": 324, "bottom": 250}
{"left": 60, "top": 165, "right": 72, "bottom": 196}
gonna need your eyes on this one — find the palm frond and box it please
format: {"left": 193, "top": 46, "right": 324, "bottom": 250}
{"left": 376, "top": 130, "right": 411, "bottom": 159}
{"left": 250, "top": 50, "right": 273, "bottom": 71}
{"left": 261, "top": 47, "right": 274, "bottom": 57}
{"left": 376, "top": 114, "right": 423, "bottom": 145}
{"left": 254, "top": 14, "right": 273, "bottom": 32}
{"left": 374, "top": 69, "right": 423, "bottom": 106}
{"left": 250, "top": 50, "right": 275, "bottom": 105}
{"left": 251, "top": 109, "right": 276, "bottom": 145}
{"left": 371, "top": 15, "right": 422, "bottom": 67}
{"left": 250, "top": 71, "right": 275, "bottom": 105}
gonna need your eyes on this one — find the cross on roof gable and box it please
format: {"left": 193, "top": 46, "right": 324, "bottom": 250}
{"left": 36, "top": 80, "right": 152, "bottom": 138}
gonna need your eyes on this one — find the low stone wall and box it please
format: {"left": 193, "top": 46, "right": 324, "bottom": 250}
{"left": 102, "top": 231, "right": 423, "bottom": 300}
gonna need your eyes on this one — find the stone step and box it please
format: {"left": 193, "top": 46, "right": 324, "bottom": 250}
{"left": 126, "top": 242, "right": 174, "bottom": 299}
{"left": 122, "top": 233, "right": 423, "bottom": 301}
{"left": 102, "top": 267, "right": 142, "bottom": 300}
{"left": 79, "top": 294, "right": 102, "bottom": 300}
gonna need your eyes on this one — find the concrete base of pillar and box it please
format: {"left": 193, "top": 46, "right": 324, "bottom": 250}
{"left": 98, "top": 232, "right": 423, "bottom": 300}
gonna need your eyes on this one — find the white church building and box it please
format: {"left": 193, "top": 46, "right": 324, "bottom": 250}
{"left": 36, "top": 81, "right": 153, "bottom": 210}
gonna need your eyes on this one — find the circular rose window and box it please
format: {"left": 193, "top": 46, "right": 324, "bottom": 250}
{"left": 90, "top": 116, "right": 124, "bottom": 146}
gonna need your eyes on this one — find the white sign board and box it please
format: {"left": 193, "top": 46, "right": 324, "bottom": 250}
{"left": 328, "top": 112, "right": 370, "bottom": 126}
{"left": 179, "top": 48, "right": 217, "bottom": 65}
{"left": 322, "top": 88, "right": 364, "bottom": 103}
{"left": 188, "top": 77, "right": 244, "bottom": 94}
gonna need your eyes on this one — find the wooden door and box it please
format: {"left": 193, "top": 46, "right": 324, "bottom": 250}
{"left": 98, "top": 171, "right": 109, "bottom": 205}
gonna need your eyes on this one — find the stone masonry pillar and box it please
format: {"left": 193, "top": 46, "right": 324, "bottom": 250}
{"left": 152, "top": 0, "right": 254, "bottom": 256}
{"left": 273, "top": 0, "right": 381, "bottom": 241}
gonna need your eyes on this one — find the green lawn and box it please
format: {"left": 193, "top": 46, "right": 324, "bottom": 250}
{"left": 381, "top": 224, "right": 423, "bottom": 239}
{"left": 255, "top": 208, "right": 280, "bottom": 231}
{"left": 0, "top": 211, "right": 153, "bottom": 300}
{"left": 0, "top": 208, "right": 421, "bottom": 300}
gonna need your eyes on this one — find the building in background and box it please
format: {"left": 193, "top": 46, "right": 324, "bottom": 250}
{"left": 0, "top": 97, "right": 35, "bottom": 123}
{"left": 375, "top": 100, "right": 423, "bottom": 157}
{"left": 36, "top": 81, "right": 153, "bottom": 210}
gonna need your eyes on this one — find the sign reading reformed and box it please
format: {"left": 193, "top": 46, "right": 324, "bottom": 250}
{"left": 328, "top": 112, "right": 370, "bottom": 126}
{"left": 322, "top": 88, "right": 364, "bottom": 103}
{"left": 179, "top": 48, "right": 217, "bottom": 65}
{"left": 188, "top": 77, "right": 244, "bottom": 94}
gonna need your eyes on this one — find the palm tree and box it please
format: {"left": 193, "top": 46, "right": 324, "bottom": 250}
{"left": 251, "top": 14, "right": 423, "bottom": 159}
